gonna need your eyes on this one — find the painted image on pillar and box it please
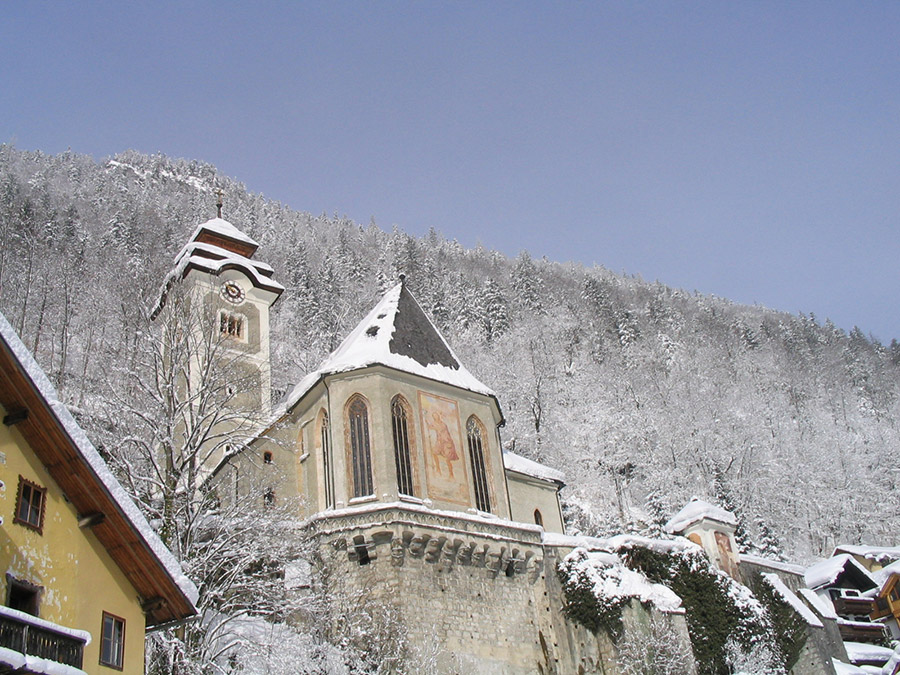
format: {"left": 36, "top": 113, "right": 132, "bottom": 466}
{"left": 418, "top": 392, "right": 470, "bottom": 506}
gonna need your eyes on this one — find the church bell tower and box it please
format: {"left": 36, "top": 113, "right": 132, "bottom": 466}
{"left": 153, "top": 193, "right": 283, "bottom": 475}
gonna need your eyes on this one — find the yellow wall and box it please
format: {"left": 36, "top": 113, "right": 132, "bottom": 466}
{"left": 0, "top": 405, "right": 147, "bottom": 675}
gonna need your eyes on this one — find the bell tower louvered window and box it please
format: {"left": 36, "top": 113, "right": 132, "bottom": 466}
{"left": 391, "top": 396, "right": 415, "bottom": 496}
{"left": 347, "top": 397, "right": 374, "bottom": 498}
{"left": 466, "top": 416, "right": 491, "bottom": 512}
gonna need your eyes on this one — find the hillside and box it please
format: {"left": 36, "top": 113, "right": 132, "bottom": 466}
{"left": 1, "top": 144, "right": 897, "bottom": 562}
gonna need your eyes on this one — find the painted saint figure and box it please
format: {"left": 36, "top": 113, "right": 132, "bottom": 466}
{"left": 425, "top": 411, "right": 458, "bottom": 478}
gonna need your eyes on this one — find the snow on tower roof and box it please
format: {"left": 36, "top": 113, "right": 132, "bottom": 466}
{"left": 278, "top": 281, "right": 496, "bottom": 415}
{"left": 0, "top": 312, "right": 198, "bottom": 625}
{"left": 664, "top": 498, "right": 737, "bottom": 534}
{"left": 503, "top": 451, "right": 565, "bottom": 484}
{"left": 190, "top": 216, "right": 259, "bottom": 249}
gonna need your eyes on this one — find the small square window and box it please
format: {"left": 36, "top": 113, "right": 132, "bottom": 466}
{"left": 263, "top": 452, "right": 273, "bottom": 464}
{"left": 14, "top": 476, "right": 46, "bottom": 534}
{"left": 100, "top": 612, "right": 125, "bottom": 669}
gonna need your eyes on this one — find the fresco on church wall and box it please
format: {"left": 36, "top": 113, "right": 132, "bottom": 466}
{"left": 418, "top": 392, "right": 470, "bottom": 506}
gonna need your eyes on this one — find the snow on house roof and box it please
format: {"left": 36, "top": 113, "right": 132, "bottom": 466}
{"left": 0, "top": 312, "right": 199, "bottom": 612}
{"left": 843, "top": 642, "right": 896, "bottom": 666}
{"left": 503, "top": 451, "right": 565, "bottom": 484}
{"left": 804, "top": 554, "right": 877, "bottom": 591}
{"left": 278, "top": 281, "right": 496, "bottom": 415}
{"left": 833, "top": 545, "right": 900, "bottom": 566}
{"left": 872, "top": 559, "right": 900, "bottom": 588}
{"left": 664, "top": 498, "right": 737, "bottom": 534}
{"left": 190, "top": 216, "right": 259, "bottom": 249}
{"left": 762, "top": 573, "right": 824, "bottom": 627}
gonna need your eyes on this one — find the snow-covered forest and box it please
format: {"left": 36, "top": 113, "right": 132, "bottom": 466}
{"left": 1, "top": 144, "right": 898, "bottom": 565}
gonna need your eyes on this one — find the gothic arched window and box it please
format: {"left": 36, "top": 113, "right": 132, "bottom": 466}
{"left": 466, "top": 416, "right": 491, "bottom": 513}
{"left": 318, "top": 409, "right": 334, "bottom": 508}
{"left": 534, "top": 509, "right": 544, "bottom": 527}
{"left": 347, "top": 396, "right": 374, "bottom": 499}
{"left": 391, "top": 395, "right": 416, "bottom": 497}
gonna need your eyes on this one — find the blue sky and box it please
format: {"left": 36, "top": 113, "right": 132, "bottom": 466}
{"left": 2, "top": 2, "right": 899, "bottom": 341}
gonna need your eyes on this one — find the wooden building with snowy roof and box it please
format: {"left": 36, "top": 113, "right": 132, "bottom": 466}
{"left": 0, "top": 312, "right": 197, "bottom": 674}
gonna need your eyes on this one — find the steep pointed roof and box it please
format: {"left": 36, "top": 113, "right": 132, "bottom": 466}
{"left": 278, "top": 280, "right": 496, "bottom": 416}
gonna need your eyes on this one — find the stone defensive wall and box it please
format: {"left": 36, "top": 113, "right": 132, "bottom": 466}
{"left": 305, "top": 503, "right": 680, "bottom": 674}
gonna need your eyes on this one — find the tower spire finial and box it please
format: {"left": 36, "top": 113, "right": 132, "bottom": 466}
{"left": 215, "top": 188, "right": 224, "bottom": 218}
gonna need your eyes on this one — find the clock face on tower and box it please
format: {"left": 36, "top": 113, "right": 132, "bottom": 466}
{"left": 221, "top": 281, "right": 246, "bottom": 305}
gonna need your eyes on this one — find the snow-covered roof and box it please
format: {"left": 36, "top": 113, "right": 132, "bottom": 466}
{"left": 152, "top": 217, "right": 282, "bottom": 318}
{"left": 664, "top": 498, "right": 737, "bottom": 534}
{"left": 503, "top": 451, "right": 565, "bottom": 484}
{"left": 843, "top": 642, "right": 895, "bottom": 666}
{"left": 762, "top": 573, "right": 824, "bottom": 627}
{"left": 173, "top": 244, "right": 284, "bottom": 292}
{"left": 190, "top": 216, "right": 259, "bottom": 249}
{"left": 0, "top": 312, "right": 198, "bottom": 620}
{"left": 278, "top": 281, "right": 496, "bottom": 416}
{"left": 831, "top": 660, "right": 867, "bottom": 675}
{"left": 804, "top": 554, "right": 877, "bottom": 591}
{"left": 872, "top": 559, "right": 900, "bottom": 588}
{"left": 833, "top": 545, "right": 900, "bottom": 566}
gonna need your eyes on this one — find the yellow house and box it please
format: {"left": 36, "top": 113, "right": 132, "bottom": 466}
{"left": 0, "top": 312, "right": 197, "bottom": 674}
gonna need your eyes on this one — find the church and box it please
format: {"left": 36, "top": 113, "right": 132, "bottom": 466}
{"left": 151, "top": 207, "right": 882, "bottom": 674}
{"left": 156, "top": 210, "right": 606, "bottom": 672}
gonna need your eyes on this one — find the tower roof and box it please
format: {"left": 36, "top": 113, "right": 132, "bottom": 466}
{"left": 278, "top": 280, "right": 496, "bottom": 416}
{"left": 189, "top": 216, "right": 259, "bottom": 257}
{"left": 152, "top": 216, "right": 283, "bottom": 318}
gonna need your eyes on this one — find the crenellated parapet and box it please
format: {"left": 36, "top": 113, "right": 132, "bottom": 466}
{"left": 307, "top": 503, "right": 545, "bottom": 583}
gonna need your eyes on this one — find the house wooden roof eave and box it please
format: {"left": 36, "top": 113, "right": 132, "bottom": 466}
{"left": 0, "top": 321, "right": 197, "bottom": 627}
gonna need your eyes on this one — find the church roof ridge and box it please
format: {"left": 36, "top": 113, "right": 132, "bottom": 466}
{"left": 278, "top": 281, "right": 496, "bottom": 416}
